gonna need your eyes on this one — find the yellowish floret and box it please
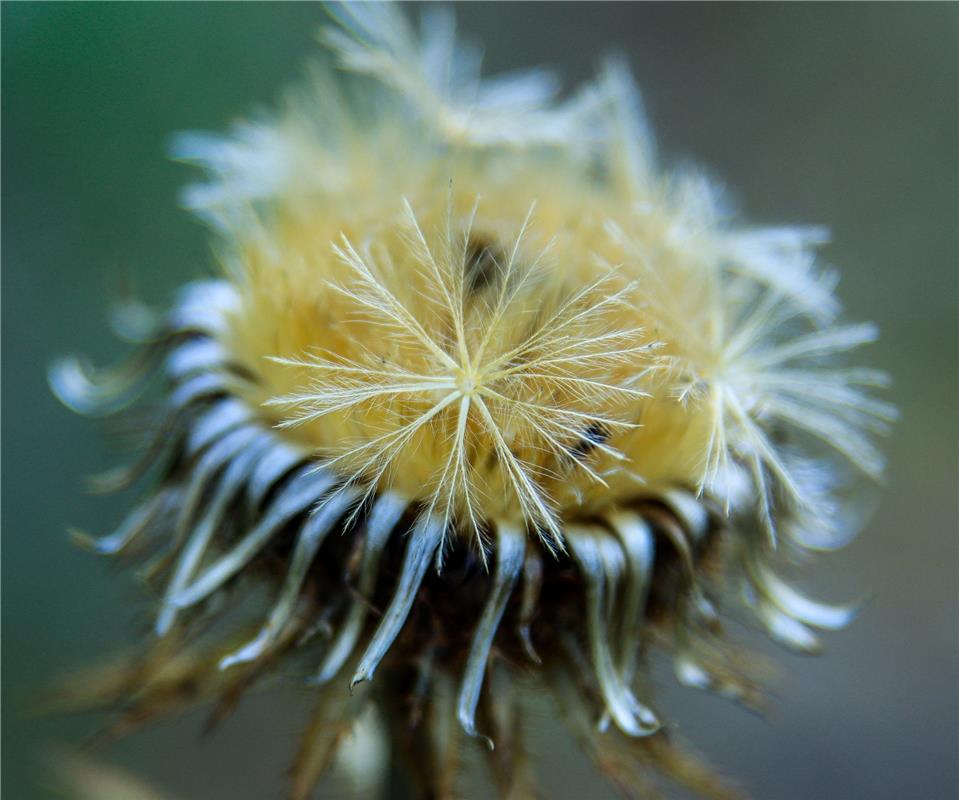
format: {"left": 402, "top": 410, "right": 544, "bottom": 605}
{"left": 180, "top": 3, "right": 895, "bottom": 553}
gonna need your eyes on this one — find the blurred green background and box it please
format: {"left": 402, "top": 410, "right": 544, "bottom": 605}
{"left": 3, "top": 3, "right": 957, "bottom": 799}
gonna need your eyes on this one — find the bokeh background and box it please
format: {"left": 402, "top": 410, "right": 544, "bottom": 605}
{"left": 3, "top": 3, "right": 957, "bottom": 799}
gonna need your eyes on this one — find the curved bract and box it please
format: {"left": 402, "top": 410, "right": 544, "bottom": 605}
{"left": 50, "top": 5, "right": 893, "bottom": 798}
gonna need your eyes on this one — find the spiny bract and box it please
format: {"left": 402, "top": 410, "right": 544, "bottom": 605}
{"left": 51, "top": 5, "right": 894, "bottom": 799}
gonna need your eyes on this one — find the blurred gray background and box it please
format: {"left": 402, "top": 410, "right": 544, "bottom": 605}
{"left": 3, "top": 3, "right": 957, "bottom": 799}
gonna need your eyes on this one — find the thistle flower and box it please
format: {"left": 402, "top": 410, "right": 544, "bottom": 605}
{"left": 50, "top": 5, "right": 895, "bottom": 798}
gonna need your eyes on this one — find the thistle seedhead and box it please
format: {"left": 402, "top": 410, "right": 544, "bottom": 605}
{"left": 50, "top": 4, "right": 893, "bottom": 799}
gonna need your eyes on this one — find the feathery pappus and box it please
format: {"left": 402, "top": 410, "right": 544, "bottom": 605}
{"left": 50, "top": 4, "right": 895, "bottom": 798}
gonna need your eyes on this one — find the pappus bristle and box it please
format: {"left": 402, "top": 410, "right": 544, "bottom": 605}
{"left": 267, "top": 199, "right": 655, "bottom": 552}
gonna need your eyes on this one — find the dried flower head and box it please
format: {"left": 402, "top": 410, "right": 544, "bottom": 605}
{"left": 51, "top": 5, "right": 895, "bottom": 798}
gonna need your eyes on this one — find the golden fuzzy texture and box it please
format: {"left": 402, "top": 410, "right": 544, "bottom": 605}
{"left": 224, "top": 181, "right": 710, "bottom": 543}
{"left": 195, "top": 41, "right": 891, "bottom": 549}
